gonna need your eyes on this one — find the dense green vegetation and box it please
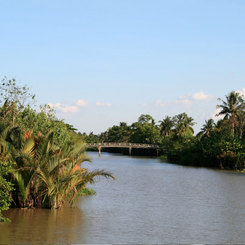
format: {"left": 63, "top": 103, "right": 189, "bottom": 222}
{"left": 83, "top": 91, "right": 245, "bottom": 170}
{"left": 0, "top": 161, "right": 14, "bottom": 222}
{"left": 0, "top": 77, "right": 116, "bottom": 221}
{"left": 2, "top": 76, "right": 245, "bottom": 221}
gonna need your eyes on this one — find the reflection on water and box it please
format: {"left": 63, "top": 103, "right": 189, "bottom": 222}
{"left": 1, "top": 151, "right": 245, "bottom": 243}
{"left": 1, "top": 206, "right": 86, "bottom": 244}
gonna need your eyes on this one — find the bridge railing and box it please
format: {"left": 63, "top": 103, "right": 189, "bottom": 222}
{"left": 86, "top": 142, "right": 160, "bottom": 149}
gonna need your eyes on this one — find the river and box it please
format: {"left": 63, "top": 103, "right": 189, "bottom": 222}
{"left": 1, "top": 151, "right": 245, "bottom": 244}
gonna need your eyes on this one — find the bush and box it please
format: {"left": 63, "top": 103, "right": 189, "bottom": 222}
{"left": 77, "top": 187, "right": 96, "bottom": 196}
{"left": 0, "top": 162, "right": 14, "bottom": 222}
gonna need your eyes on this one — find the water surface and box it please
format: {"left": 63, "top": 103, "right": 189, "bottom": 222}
{"left": 1, "top": 151, "right": 245, "bottom": 243}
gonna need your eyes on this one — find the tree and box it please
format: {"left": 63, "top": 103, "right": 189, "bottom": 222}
{"left": 19, "top": 104, "right": 73, "bottom": 146}
{"left": 138, "top": 114, "right": 153, "bottom": 125}
{"left": 237, "top": 111, "right": 245, "bottom": 139}
{"left": 0, "top": 77, "right": 36, "bottom": 127}
{"left": 99, "top": 122, "right": 131, "bottom": 143}
{"left": 34, "top": 132, "right": 116, "bottom": 209}
{"left": 172, "top": 113, "right": 196, "bottom": 140}
{"left": 0, "top": 127, "right": 116, "bottom": 209}
{"left": 0, "top": 161, "right": 14, "bottom": 222}
{"left": 85, "top": 132, "right": 100, "bottom": 143}
{"left": 216, "top": 91, "right": 245, "bottom": 138}
{"left": 197, "top": 119, "right": 215, "bottom": 139}
{"left": 130, "top": 115, "right": 160, "bottom": 144}
{"left": 159, "top": 116, "right": 174, "bottom": 137}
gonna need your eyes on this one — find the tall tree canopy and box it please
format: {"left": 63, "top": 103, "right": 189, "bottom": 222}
{"left": 216, "top": 91, "right": 245, "bottom": 138}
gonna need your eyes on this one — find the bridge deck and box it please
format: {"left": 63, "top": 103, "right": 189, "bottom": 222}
{"left": 86, "top": 142, "right": 160, "bottom": 149}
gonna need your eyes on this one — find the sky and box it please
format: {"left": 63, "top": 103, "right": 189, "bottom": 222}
{"left": 1, "top": 0, "right": 245, "bottom": 134}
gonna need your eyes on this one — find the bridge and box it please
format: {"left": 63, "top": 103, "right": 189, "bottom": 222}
{"left": 86, "top": 142, "right": 160, "bottom": 156}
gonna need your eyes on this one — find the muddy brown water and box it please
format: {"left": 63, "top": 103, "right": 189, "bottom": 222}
{"left": 1, "top": 151, "right": 245, "bottom": 244}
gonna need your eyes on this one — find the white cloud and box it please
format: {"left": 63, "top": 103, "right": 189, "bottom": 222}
{"left": 211, "top": 108, "right": 223, "bottom": 120}
{"left": 154, "top": 98, "right": 192, "bottom": 108}
{"left": 139, "top": 103, "right": 147, "bottom": 107}
{"left": 236, "top": 88, "right": 245, "bottom": 97}
{"left": 177, "top": 93, "right": 191, "bottom": 100}
{"left": 154, "top": 100, "right": 173, "bottom": 107}
{"left": 192, "top": 91, "right": 214, "bottom": 101}
{"left": 75, "top": 99, "right": 89, "bottom": 107}
{"left": 96, "top": 102, "right": 112, "bottom": 107}
{"left": 153, "top": 91, "right": 214, "bottom": 108}
{"left": 48, "top": 103, "right": 79, "bottom": 113}
{"left": 155, "top": 100, "right": 163, "bottom": 106}
{"left": 175, "top": 99, "right": 192, "bottom": 108}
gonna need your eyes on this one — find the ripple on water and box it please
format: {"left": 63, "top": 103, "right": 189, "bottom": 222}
{"left": 1, "top": 151, "right": 245, "bottom": 243}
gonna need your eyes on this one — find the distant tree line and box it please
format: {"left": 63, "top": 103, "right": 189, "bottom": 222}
{"left": 82, "top": 91, "right": 245, "bottom": 170}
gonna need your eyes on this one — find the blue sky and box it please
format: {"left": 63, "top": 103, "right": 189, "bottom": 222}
{"left": 1, "top": 0, "right": 245, "bottom": 134}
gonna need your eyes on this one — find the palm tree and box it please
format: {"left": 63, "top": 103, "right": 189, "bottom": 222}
{"left": 159, "top": 116, "right": 174, "bottom": 137}
{"left": 237, "top": 111, "right": 245, "bottom": 139}
{"left": 183, "top": 116, "right": 196, "bottom": 134}
{"left": 35, "top": 132, "right": 116, "bottom": 209}
{"left": 172, "top": 113, "right": 196, "bottom": 139}
{"left": 0, "top": 128, "right": 116, "bottom": 209}
{"left": 198, "top": 119, "right": 215, "bottom": 138}
{"left": 216, "top": 91, "right": 245, "bottom": 138}
{"left": 0, "top": 127, "right": 38, "bottom": 207}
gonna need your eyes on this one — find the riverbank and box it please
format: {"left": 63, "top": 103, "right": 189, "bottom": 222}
{"left": 87, "top": 147, "right": 160, "bottom": 156}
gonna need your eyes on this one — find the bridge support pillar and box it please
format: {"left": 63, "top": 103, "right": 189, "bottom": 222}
{"left": 129, "top": 146, "right": 132, "bottom": 156}
{"left": 98, "top": 146, "right": 101, "bottom": 157}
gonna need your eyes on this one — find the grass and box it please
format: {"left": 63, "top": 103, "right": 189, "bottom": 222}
{"left": 160, "top": 155, "right": 168, "bottom": 161}
{"left": 77, "top": 187, "right": 96, "bottom": 196}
